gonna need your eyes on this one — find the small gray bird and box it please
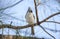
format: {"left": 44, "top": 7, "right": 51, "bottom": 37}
{"left": 25, "top": 7, "right": 35, "bottom": 35}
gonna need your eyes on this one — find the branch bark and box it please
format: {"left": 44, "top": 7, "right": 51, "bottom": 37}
{"left": 34, "top": 0, "right": 39, "bottom": 24}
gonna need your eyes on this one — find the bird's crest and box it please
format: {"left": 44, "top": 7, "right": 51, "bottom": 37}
{"left": 27, "top": 7, "right": 32, "bottom": 12}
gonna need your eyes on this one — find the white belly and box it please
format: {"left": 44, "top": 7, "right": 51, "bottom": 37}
{"left": 25, "top": 13, "right": 34, "bottom": 24}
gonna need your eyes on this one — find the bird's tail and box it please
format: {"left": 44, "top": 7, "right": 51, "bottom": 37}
{"left": 31, "top": 24, "right": 35, "bottom": 35}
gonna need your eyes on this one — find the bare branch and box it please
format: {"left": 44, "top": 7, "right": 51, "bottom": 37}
{"left": 44, "top": 27, "right": 60, "bottom": 32}
{"left": 56, "top": 0, "right": 60, "bottom": 3}
{"left": 44, "top": 21, "right": 60, "bottom": 24}
{"left": 36, "top": 0, "right": 49, "bottom": 6}
{"left": 1, "top": 12, "right": 25, "bottom": 22}
{"left": 36, "top": 3, "right": 42, "bottom": 6}
{"left": 40, "top": 12, "right": 60, "bottom": 24}
{"left": 39, "top": 25, "right": 55, "bottom": 39}
{"left": 34, "top": 0, "right": 39, "bottom": 25}
{"left": 0, "top": 23, "right": 37, "bottom": 29}
{"left": 33, "top": 0, "right": 40, "bottom": 35}
{"left": 0, "top": 12, "right": 60, "bottom": 29}
{"left": 0, "top": 0, "right": 23, "bottom": 11}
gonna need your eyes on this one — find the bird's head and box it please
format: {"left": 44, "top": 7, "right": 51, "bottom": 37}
{"left": 28, "top": 7, "right": 32, "bottom": 13}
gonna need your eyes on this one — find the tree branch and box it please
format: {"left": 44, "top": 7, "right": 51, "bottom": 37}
{"left": 34, "top": 0, "right": 39, "bottom": 25}
{"left": 1, "top": 12, "right": 25, "bottom": 22}
{"left": 40, "top": 12, "right": 60, "bottom": 24}
{"left": 44, "top": 21, "right": 60, "bottom": 24}
{"left": 0, "top": 23, "right": 37, "bottom": 29}
{"left": 0, "top": 12, "right": 60, "bottom": 29}
{"left": 44, "top": 27, "right": 60, "bottom": 32}
{"left": 39, "top": 25, "right": 56, "bottom": 39}
{"left": 0, "top": 0, "right": 23, "bottom": 11}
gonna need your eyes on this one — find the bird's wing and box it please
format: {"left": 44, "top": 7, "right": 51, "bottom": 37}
{"left": 25, "top": 13, "right": 27, "bottom": 18}
{"left": 33, "top": 14, "right": 35, "bottom": 19}
{"left": 25, "top": 12, "right": 27, "bottom": 18}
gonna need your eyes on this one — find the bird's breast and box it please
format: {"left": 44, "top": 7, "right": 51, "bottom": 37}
{"left": 25, "top": 13, "right": 34, "bottom": 24}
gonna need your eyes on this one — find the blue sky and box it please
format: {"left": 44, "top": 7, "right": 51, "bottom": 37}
{"left": 0, "top": 0, "right": 60, "bottom": 39}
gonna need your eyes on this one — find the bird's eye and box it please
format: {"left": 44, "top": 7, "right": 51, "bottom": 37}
{"left": 30, "top": 10, "right": 32, "bottom": 12}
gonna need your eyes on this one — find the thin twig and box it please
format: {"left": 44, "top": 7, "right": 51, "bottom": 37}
{"left": 0, "top": 0, "right": 23, "bottom": 11}
{"left": 44, "top": 21, "right": 60, "bottom": 24}
{"left": 44, "top": 27, "right": 60, "bottom": 32}
{"left": 8, "top": 21, "right": 12, "bottom": 39}
{"left": 40, "top": 12, "right": 60, "bottom": 23}
{"left": 39, "top": 25, "right": 56, "bottom": 39}
{"left": 1, "top": 12, "right": 25, "bottom": 22}
{"left": 1, "top": 21, "right": 4, "bottom": 39}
